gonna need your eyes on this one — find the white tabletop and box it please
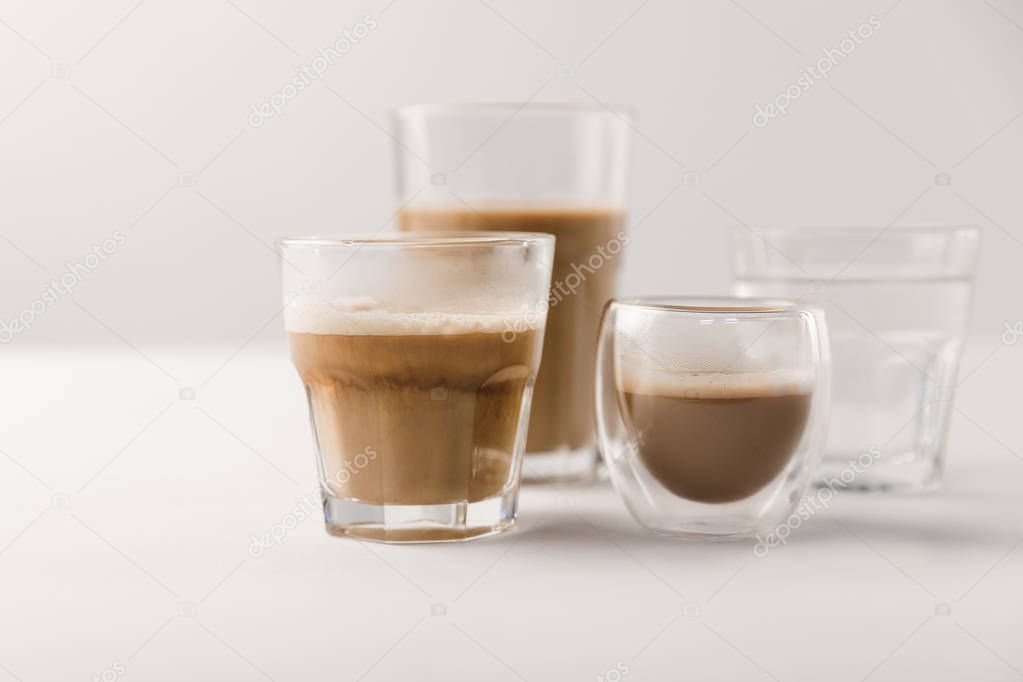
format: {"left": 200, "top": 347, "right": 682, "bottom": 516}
{"left": 2, "top": 338, "right": 1021, "bottom": 681}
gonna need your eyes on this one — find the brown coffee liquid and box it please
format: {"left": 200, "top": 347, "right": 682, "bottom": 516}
{"left": 398, "top": 204, "right": 625, "bottom": 455}
{"left": 289, "top": 327, "right": 539, "bottom": 505}
{"left": 619, "top": 379, "right": 812, "bottom": 504}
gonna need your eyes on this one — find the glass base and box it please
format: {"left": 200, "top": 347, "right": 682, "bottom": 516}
{"left": 814, "top": 449, "right": 941, "bottom": 493}
{"left": 521, "top": 445, "right": 598, "bottom": 484}
{"left": 323, "top": 488, "right": 518, "bottom": 543}
{"left": 645, "top": 516, "right": 768, "bottom": 541}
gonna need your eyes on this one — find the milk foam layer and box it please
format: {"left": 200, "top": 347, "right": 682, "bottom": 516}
{"left": 617, "top": 365, "right": 813, "bottom": 399}
{"left": 285, "top": 297, "right": 539, "bottom": 336}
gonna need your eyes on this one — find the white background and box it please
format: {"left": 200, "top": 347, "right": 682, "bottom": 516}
{"left": 2, "top": 1, "right": 1022, "bottom": 680}
{"left": 1, "top": 0, "right": 1021, "bottom": 345}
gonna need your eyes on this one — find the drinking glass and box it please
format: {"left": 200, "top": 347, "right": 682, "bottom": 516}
{"left": 595, "top": 297, "right": 830, "bottom": 539}
{"left": 279, "top": 232, "right": 554, "bottom": 542}
{"left": 392, "top": 103, "right": 631, "bottom": 482}
{"left": 733, "top": 226, "right": 980, "bottom": 491}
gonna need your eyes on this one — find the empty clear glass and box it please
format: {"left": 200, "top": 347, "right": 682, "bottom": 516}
{"left": 595, "top": 297, "right": 830, "bottom": 539}
{"left": 733, "top": 226, "right": 980, "bottom": 491}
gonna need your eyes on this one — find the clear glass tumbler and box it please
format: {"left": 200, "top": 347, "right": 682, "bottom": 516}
{"left": 392, "top": 103, "right": 632, "bottom": 482}
{"left": 279, "top": 232, "right": 554, "bottom": 542}
{"left": 733, "top": 226, "right": 980, "bottom": 491}
{"left": 595, "top": 297, "right": 830, "bottom": 539}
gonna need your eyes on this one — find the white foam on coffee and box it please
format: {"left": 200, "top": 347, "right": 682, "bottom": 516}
{"left": 284, "top": 297, "right": 540, "bottom": 336}
{"left": 616, "top": 364, "right": 814, "bottom": 399}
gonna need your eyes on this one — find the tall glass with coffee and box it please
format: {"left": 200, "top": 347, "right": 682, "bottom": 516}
{"left": 280, "top": 233, "right": 554, "bottom": 542}
{"left": 392, "top": 104, "right": 631, "bottom": 481}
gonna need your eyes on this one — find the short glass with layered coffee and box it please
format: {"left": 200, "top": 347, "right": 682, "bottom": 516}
{"left": 596, "top": 297, "right": 830, "bottom": 539}
{"left": 280, "top": 233, "right": 554, "bottom": 542}
{"left": 392, "top": 103, "right": 631, "bottom": 482}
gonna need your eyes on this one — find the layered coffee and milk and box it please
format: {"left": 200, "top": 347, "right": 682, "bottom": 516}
{"left": 617, "top": 368, "right": 813, "bottom": 503}
{"left": 286, "top": 299, "right": 541, "bottom": 506}
{"left": 398, "top": 204, "right": 626, "bottom": 459}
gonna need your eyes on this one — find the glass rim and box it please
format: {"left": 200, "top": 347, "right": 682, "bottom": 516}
{"left": 277, "top": 231, "right": 555, "bottom": 249}
{"left": 732, "top": 224, "right": 981, "bottom": 279}
{"left": 735, "top": 224, "right": 981, "bottom": 238}
{"left": 391, "top": 101, "right": 635, "bottom": 118}
{"left": 609, "top": 296, "right": 811, "bottom": 315}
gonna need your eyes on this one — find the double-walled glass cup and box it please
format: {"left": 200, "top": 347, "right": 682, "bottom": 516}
{"left": 596, "top": 298, "right": 830, "bottom": 539}
{"left": 279, "top": 233, "right": 554, "bottom": 542}
{"left": 392, "top": 103, "right": 631, "bottom": 482}
{"left": 733, "top": 226, "right": 980, "bottom": 491}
